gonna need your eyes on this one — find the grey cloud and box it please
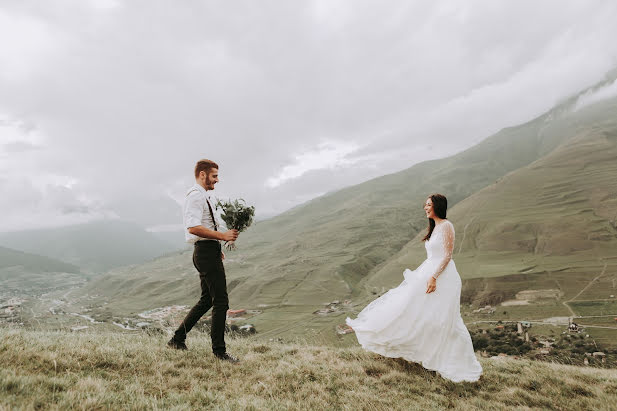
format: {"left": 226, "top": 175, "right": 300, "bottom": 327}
{"left": 2, "top": 141, "right": 39, "bottom": 153}
{"left": 1, "top": 0, "right": 617, "bottom": 230}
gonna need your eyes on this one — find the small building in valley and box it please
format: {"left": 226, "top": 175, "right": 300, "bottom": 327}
{"left": 336, "top": 324, "right": 354, "bottom": 335}
{"left": 593, "top": 352, "right": 606, "bottom": 363}
{"left": 238, "top": 324, "right": 256, "bottom": 334}
{"left": 473, "top": 305, "right": 496, "bottom": 314}
{"left": 227, "top": 309, "right": 246, "bottom": 318}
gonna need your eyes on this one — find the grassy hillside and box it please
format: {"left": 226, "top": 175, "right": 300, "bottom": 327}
{"left": 364, "top": 96, "right": 617, "bottom": 348}
{"left": 0, "top": 246, "right": 79, "bottom": 273}
{"left": 1, "top": 329, "right": 617, "bottom": 410}
{"left": 0, "top": 246, "right": 82, "bottom": 302}
{"left": 58, "top": 72, "right": 617, "bottom": 342}
{"left": 368, "top": 96, "right": 617, "bottom": 286}
{"left": 0, "top": 220, "right": 183, "bottom": 273}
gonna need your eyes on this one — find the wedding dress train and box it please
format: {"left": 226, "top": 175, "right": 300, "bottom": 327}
{"left": 346, "top": 220, "right": 482, "bottom": 382}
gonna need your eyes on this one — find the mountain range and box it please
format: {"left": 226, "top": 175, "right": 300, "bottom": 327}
{"left": 19, "top": 70, "right": 617, "bottom": 344}
{"left": 0, "top": 220, "right": 184, "bottom": 273}
{"left": 0, "top": 245, "right": 83, "bottom": 303}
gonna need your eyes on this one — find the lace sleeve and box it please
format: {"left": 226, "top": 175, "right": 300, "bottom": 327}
{"left": 432, "top": 222, "right": 455, "bottom": 279}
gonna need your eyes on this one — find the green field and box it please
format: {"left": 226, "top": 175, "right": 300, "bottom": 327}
{"left": 570, "top": 301, "right": 617, "bottom": 317}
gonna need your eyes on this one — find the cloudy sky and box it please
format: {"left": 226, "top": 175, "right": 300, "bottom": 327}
{"left": 1, "top": 0, "right": 617, "bottom": 232}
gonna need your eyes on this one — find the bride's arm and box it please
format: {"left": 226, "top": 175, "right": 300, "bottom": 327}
{"left": 432, "top": 222, "right": 455, "bottom": 279}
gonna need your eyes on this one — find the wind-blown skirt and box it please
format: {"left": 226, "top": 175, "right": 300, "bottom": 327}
{"left": 346, "top": 259, "right": 482, "bottom": 383}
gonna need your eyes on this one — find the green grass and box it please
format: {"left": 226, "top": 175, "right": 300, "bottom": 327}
{"left": 2, "top": 329, "right": 617, "bottom": 410}
{"left": 477, "top": 303, "right": 570, "bottom": 320}
{"left": 570, "top": 301, "right": 617, "bottom": 317}
{"left": 582, "top": 328, "right": 617, "bottom": 350}
{"left": 577, "top": 317, "right": 617, "bottom": 327}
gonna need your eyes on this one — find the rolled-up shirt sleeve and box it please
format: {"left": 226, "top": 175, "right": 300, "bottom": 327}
{"left": 184, "top": 192, "right": 204, "bottom": 229}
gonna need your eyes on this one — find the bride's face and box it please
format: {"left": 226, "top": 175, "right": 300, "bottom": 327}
{"left": 424, "top": 198, "right": 435, "bottom": 219}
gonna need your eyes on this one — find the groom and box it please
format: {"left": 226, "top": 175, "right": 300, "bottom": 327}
{"left": 167, "top": 159, "right": 239, "bottom": 362}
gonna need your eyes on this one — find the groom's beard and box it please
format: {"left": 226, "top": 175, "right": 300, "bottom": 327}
{"left": 205, "top": 177, "right": 215, "bottom": 190}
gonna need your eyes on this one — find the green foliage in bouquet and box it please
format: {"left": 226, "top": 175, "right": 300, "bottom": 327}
{"left": 216, "top": 199, "right": 255, "bottom": 250}
{"left": 216, "top": 199, "right": 255, "bottom": 232}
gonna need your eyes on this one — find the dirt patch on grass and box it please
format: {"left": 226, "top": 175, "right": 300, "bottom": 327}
{"left": 501, "top": 300, "right": 530, "bottom": 306}
{"left": 501, "top": 289, "right": 563, "bottom": 306}
{"left": 516, "top": 289, "right": 563, "bottom": 300}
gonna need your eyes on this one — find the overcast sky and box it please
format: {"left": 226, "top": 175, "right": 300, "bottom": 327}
{"left": 1, "top": 0, "right": 617, "bottom": 233}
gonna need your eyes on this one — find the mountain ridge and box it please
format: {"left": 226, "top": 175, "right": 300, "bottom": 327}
{"left": 0, "top": 220, "right": 184, "bottom": 273}
{"left": 0, "top": 245, "right": 80, "bottom": 273}
{"left": 365, "top": 95, "right": 617, "bottom": 289}
{"left": 43, "top": 70, "right": 617, "bottom": 343}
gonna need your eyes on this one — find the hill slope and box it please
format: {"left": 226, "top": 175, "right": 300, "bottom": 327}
{"left": 0, "top": 246, "right": 80, "bottom": 273}
{"left": 70, "top": 72, "right": 617, "bottom": 341}
{"left": 1, "top": 329, "right": 617, "bottom": 410}
{"left": 0, "top": 220, "right": 183, "bottom": 273}
{"left": 0, "top": 246, "right": 83, "bottom": 300}
{"left": 364, "top": 95, "right": 617, "bottom": 342}
{"left": 368, "top": 94, "right": 617, "bottom": 286}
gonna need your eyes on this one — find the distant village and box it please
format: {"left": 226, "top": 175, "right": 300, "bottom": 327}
{"left": 123, "top": 306, "right": 262, "bottom": 336}
{"left": 0, "top": 297, "right": 260, "bottom": 337}
{"left": 469, "top": 320, "right": 614, "bottom": 367}
{"left": 0, "top": 297, "right": 25, "bottom": 324}
{"left": 3, "top": 293, "right": 616, "bottom": 367}
{"left": 329, "top": 298, "right": 617, "bottom": 368}
{"left": 312, "top": 300, "right": 355, "bottom": 335}
{"left": 313, "top": 299, "right": 352, "bottom": 316}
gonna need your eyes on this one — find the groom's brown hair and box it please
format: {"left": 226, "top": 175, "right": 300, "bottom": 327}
{"left": 194, "top": 159, "right": 219, "bottom": 178}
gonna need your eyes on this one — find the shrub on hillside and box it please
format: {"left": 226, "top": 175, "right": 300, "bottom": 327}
{"left": 476, "top": 290, "right": 511, "bottom": 306}
{"left": 473, "top": 337, "right": 489, "bottom": 350}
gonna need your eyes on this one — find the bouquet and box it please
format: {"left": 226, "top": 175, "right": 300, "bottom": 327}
{"left": 216, "top": 198, "right": 255, "bottom": 250}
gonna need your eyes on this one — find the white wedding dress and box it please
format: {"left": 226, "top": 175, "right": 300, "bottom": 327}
{"left": 346, "top": 220, "right": 482, "bottom": 383}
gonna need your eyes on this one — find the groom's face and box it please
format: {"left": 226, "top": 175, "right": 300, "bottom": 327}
{"left": 205, "top": 168, "right": 219, "bottom": 190}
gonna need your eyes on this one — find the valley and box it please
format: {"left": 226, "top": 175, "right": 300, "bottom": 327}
{"left": 2, "top": 73, "right": 617, "bottom": 361}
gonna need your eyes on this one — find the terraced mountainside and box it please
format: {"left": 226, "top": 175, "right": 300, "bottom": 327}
{"left": 27, "top": 72, "right": 617, "bottom": 344}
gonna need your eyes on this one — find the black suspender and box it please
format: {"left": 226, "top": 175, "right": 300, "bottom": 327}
{"left": 187, "top": 188, "right": 218, "bottom": 231}
{"left": 206, "top": 197, "right": 218, "bottom": 232}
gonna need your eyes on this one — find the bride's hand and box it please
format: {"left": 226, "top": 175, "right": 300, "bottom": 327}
{"left": 426, "top": 277, "right": 437, "bottom": 294}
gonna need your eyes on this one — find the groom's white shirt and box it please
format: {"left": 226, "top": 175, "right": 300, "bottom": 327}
{"left": 183, "top": 183, "right": 219, "bottom": 244}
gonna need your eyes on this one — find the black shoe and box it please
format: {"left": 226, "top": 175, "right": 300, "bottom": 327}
{"left": 167, "top": 338, "right": 187, "bottom": 350}
{"left": 214, "top": 352, "right": 239, "bottom": 363}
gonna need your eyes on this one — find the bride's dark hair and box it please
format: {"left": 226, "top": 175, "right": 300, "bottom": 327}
{"left": 422, "top": 194, "right": 448, "bottom": 241}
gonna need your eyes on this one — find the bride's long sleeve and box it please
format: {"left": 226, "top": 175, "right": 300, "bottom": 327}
{"left": 432, "top": 222, "right": 455, "bottom": 279}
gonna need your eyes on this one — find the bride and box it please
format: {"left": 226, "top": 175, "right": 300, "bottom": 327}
{"left": 346, "top": 194, "right": 482, "bottom": 383}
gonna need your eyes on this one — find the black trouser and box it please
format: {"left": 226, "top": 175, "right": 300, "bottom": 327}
{"left": 173, "top": 240, "right": 228, "bottom": 354}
